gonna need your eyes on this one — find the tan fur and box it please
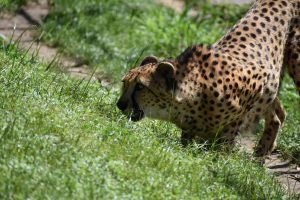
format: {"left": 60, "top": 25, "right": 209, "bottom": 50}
{"left": 117, "top": 0, "right": 300, "bottom": 156}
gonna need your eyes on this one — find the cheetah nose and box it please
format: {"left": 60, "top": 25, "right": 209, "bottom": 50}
{"left": 117, "top": 100, "right": 128, "bottom": 111}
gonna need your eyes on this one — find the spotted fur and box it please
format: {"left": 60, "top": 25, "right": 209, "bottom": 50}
{"left": 117, "top": 0, "right": 300, "bottom": 156}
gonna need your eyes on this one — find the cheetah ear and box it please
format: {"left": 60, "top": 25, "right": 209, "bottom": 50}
{"left": 156, "top": 61, "right": 176, "bottom": 91}
{"left": 140, "top": 56, "right": 158, "bottom": 66}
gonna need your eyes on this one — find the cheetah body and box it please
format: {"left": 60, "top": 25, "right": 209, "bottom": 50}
{"left": 117, "top": 0, "right": 300, "bottom": 156}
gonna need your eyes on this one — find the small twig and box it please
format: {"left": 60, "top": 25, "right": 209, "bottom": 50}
{"left": 267, "top": 161, "right": 290, "bottom": 169}
{"left": 18, "top": 8, "right": 41, "bottom": 26}
{"left": 273, "top": 170, "right": 300, "bottom": 175}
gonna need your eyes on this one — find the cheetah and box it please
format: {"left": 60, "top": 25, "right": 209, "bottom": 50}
{"left": 117, "top": 0, "right": 300, "bottom": 156}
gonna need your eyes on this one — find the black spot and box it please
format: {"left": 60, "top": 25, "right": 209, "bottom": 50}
{"left": 292, "top": 53, "right": 299, "bottom": 59}
{"left": 239, "top": 44, "right": 246, "bottom": 49}
{"left": 240, "top": 37, "right": 246, "bottom": 42}
{"left": 226, "top": 35, "right": 232, "bottom": 40}
{"left": 260, "top": 22, "right": 266, "bottom": 28}
{"left": 258, "top": 44, "right": 262, "bottom": 49}
{"left": 195, "top": 50, "right": 202, "bottom": 57}
{"left": 272, "top": 7, "right": 279, "bottom": 12}
{"left": 243, "top": 26, "right": 249, "bottom": 31}
{"left": 222, "top": 61, "right": 228, "bottom": 65}
{"left": 202, "top": 53, "right": 211, "bottom": 61}
{"left": 212, "top": 60, "right": 219, "bottom": 66}
{"left": 214, "top": 91, "right": 219, "bottom": 97}
{"left": 281, "top": 1, "right": 287, "bottom": 6}
{"left": 266, "top": 98, "right": 273, "bottom": 104}
{"left": 256, "top": 29, "right": 262, "bottom": 34}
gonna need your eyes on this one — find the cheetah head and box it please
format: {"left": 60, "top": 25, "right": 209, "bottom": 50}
{"left": 117, "top": 56, "right": 177, "bottom": 122}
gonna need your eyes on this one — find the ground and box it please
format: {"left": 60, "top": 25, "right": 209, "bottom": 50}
{"left": 0, "top": 0, "right": 299, "bottom": 198}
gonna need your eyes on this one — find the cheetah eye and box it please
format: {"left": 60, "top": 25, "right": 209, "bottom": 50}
{"left": 136, "top": 83, "right": 145, "bottom": 90}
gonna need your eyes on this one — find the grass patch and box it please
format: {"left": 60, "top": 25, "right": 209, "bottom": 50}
{"left": 0, "top": 0, "right": 298, "bottom": 198}
{"left": 0, "top": 37, "right": 295, "bottom": 199}
{"left": 279, "top": 76, "right": 300, "bottom": 163}
{"left": 42, "top": 0, "right": 300, "bottom": 163}
{"left": 42, "top": 0, "right": 248, "bottom": 80}
{"left": 0, "top": 0, "right": 29, "bottom": 11}
{"left": 184, "top": 0, "right": 250, "bottom": 22}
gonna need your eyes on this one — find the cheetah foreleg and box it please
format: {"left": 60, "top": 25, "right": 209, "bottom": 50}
{"left": 181, "top": 130, "right": 196, "bottom": 147}
{"left": 219, "top": 123, "right": 240, "bottom": 151}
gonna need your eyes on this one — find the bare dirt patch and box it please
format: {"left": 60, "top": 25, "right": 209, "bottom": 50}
{"left": 157, "top": 0, "right": 253, "bottom": 16}
{"left": 212, "top": 0, "right": 253, "bottom": 4}
{"left": 237, "top": 134, "right": 300, "bottom": 195}
{"left": 0, "top": 0, "right": 110, "bottom": 87}
{"left": 157, "top": 0, "right": 197, "bottom": 17}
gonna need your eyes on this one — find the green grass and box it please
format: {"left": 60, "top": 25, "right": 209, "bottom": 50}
{"left": 279, "top": 76, "right": 300, "bottom": 163}
{"left": 0, "top": 37, "right": 295, "bottom": 199}
{"left": 0, "top": 0, "right": 299, "bottom": 198}
{"left": 0, "top": 0, "right": 29, "bottom": 11}
{"left": 42, "top": 0, "right": 300, "bottom": 162}
{"left": 184, "top": 0, "right": 250, "bottom": 22}
{"left": 42, "top": 0, "right": 248, "bottom": 80}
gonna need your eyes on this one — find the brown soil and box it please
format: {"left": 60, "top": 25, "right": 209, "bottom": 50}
{"left": 157, "top": 0, "right": 197, "bottom": 17}
{"left": 157, "top": 0, "right": 253, "bottom": 17}
{"left": 212, "top": 0, "right": 253, "bottom": 4}
{"left": 237, "top": 134, "right": 300, "bottom": 195}
{"left": 1, "top": 0, "right": 299, "bottom": 196}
